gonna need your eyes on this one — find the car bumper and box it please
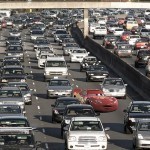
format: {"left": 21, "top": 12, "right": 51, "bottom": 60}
{"left": 67, "top": 141, "right": 107, "bottom": 150}
{"left": 88, "top": 75, "right": 108, "bottom": 81}
{"left": 103, "top": 92, "right": 126, "bottom": 97}
{"left": 71, "top": 58, "right": 84, "bottom": 62}
{"left": 136, "top": 139, "right": 150, "bottom": 149}
{"left": 47, "top": 91, "right": 72, "bottom": 98}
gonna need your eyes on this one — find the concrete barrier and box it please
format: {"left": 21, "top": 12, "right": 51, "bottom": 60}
{"left": 71, "top": 26, "right": 150, "bottom": 100}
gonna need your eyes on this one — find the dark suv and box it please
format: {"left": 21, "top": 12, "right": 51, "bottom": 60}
{"left": 60, "top": 104, "right": 100, "bottom": 138}
{"left": 134, "top": 49, "right": 150, "bottom": 68}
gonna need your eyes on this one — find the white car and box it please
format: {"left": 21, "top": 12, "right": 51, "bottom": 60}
{"left": 64, "top": 117, "right": 109, "bottom": 150}
{"left": 128, "top": 35, "right": 141, "bottom": 46}
{"left": 89, "top": 23, "right": 99, "bottom": 34}
{"left": 70, "top": 48, "right": 89, "bottom": 63}
{"left": 113, "top": 28, "right": 124, "bottom": 36}
{"left": 145, "top": 22, "right": 150, "bottom": 29}
{"left": 93, "top": 26, "right": 107, "bottom": 39}
{"left": 38, "top": 53, "right": 54, "bottom": 68}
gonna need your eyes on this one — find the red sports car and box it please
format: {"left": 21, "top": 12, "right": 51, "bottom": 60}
{"left": 86, "top": 96, "right": 118, "bottom": 112}
{"left": 73, "top": 88, "right": 118, "bottom": 112}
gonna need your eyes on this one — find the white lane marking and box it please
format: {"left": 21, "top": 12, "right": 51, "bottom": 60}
{"left": 72, "top": 79, "right": 75, "bottom": 81}
{"left": 36, "top": 97, "right": 38, "bottom": 100}
{"left": 106, "top": 134, "right": 110, "bottom": 139}
{"left": 42, "top": 128, "right": 45, "bottom": 133}
{"left": 39, "top": 116, "right": 42, "bottom": 120}
{"left": 45, "top": 143, "right": 49, "bottom": 149}
{"left": 76, "top": 85, "right": 78, "bottom": 87}
{"left": 34, "top": 89, "right": 36, "bottom": 92}
{"left": 26, "top": 51, "right": 27, "bottom": 54}
{"left": 33, "top": 82, "right": 35, "bottom": 85}
{"left": 37, "top": 106, "right": 40, "bottom": 110}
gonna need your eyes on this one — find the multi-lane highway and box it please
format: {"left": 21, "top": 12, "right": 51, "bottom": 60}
{"left": 0, "top": 23, "right": 147, "bottom": 150}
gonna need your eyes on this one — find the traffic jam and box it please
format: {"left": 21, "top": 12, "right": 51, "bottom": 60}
{"left": 0, "top": 8, "right": 149, "bottom": 150}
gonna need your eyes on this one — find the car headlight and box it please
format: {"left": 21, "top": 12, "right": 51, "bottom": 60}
{"left": 98, "top": 136, "right": 107, "bottom": 142}
{"left": 65, "top": 119, "right": 70, "bottom": 124}
{"left": 8, "top": 53, "right": 12, "bottom": 56}
{"left": 120, "top": 88, "right": 125, "bottom": 92}
{"left": 103, "top": 88, "right": 109, "bottom": 92}
{"left": 129, "top": 118, "right": 135, "bottom": 122}
{"left": 21, "top": 79, "right": 26, "bottom": 82}
{"left": 54, "top": 109, "right": 59, "bottom": 114}
{"left": 68, "top": 136, "right": 76, "bottom": 141}
{"left": 1, "top": 79, "right": 7, "bottom": 82}
{"left": 24, "top": 93, "right": 31, "bottom": 97}
{"left": 138, "top": 134, "right": 143, "bottom": 140}
{"left": 89, "top": 73, "right": 94, "bottom": 76}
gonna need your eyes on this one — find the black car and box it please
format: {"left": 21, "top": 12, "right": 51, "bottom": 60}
{"left": 6, "top": 36, "right": 22, "bottom": 47}
{"left": 86, "top": 65, "right": 109, "bottom": 82}
{"left": 134, "top": 49, "right": 150, "bottom": 68}
{"left": 0, "top": 66, "right": 29, "bottom": 85}
{"left": 123, "top": 101, "right": 150, "bottom": 134}
{"left": 61, "top": 104, "right": 99, "bottom": 138}
{"left": 51, "top": 97, "right": 80, "bottom": 123}
{"left": 80, "top": 56, "right": 100, "bottom": 72}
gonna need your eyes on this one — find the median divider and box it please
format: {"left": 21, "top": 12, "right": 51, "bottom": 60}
{"left": 70, "top": 26, "right": 150, "bottom": 100}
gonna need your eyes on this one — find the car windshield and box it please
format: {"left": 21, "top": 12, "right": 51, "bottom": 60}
{"left": 8, "top": 46, "right": 23, "bottom": 51}
{"left": 13, "top": 20, "right": 22, "bottom": 24}
{"left": 3, "top": 61, "right": 21, "bottom": 66}
{"left": 138, "top": 51, "right": 150, "bottom": 56}
{"left": 35, "top": 40, "right": 49, "bottom": 45}
{"left": 46, "top": 61, "right": 66, "bottom": 67}
{"left": 130, "top": 104, "right": 150, "bottom": 113}
{"left": 8, "top": 85, "right": 29, "bottom": 91}
{"left": 87, "top": 65, "right": 107, "bottom": 71}
{"left": 0, "top": 134, "right": 34, "bottom": 145}
{"left": 31, "top": 30, "right": 44, "bottom": 35}
{"left": 56, "top": 100, "right": 79, "bottom": 108}
{"left": 49, "top": 80, "right": 70, "bottom": 86}
{"left": 3, "top": 69, "right": 24, "bottom": 75}
{"left": 66, "top": 108, "right": 94, "bottom": 117}
{"left": 70, "top": 121, "right": 103, "bottom": 131}
{"left": 0, "top": 90, "right": 22, "bottom": 98}
{"left": 0, "top": 106, "right": 21, "bottom": 114}
{"left": 103, "top": 79, "right": 123, "bottom": 86}
{"left": 72, "top": 50, "right": 86, "bottom": 53}
{"left": 138, "top": 122, "right": 150, "bottom": 131}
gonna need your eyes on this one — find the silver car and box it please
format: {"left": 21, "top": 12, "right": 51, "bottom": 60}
{"left": 47, "top": 78, "right": 72, "bottom": 98}
{"left": 100, "top": 78, "right": 127, "bottom": 99}
{"left": 133, "top": 119, "right": 150, "bottom": 149}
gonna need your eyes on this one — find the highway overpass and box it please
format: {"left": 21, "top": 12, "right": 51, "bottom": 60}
{"left": 0, "top": 1, "right": 150, "bottom": 36}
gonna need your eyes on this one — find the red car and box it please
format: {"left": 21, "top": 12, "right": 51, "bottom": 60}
{"left": 73, "top": 88, "right": 104, "bottom": 104}
{"left": 73, "top": 88, "right": 118, "bottom": 112}
{"left": 86, "top": 96, "right": 118, "bottom": 112}
{"left": 134, "top": 38, "right": 149, "bottom": 50}
{"left": 120, "top": 31, "right": 132, "bottom": 41}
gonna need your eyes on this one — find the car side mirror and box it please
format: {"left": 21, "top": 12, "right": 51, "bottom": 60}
{"left": 63, "top": 125, "right": 69, "bottom": 131}
{"left": 105, "top": 127, "right": 110, "bottom": 131}
{"left": 95, "top": 112, "right": 100, "bottom": 116}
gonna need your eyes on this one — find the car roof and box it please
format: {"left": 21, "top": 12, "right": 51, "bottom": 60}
{"left": 72, "top": 117, "right": 100, "bottom": 122}
{"left": 138, "top": 119, "right": 150, "bottom": 123}
{"left": 46, "top": 56, "right": 65, "bottom": 61}
{"left": 132, "top": 101, "right": 150, "bottom": 104}
{"left": 57, "top": 97, "right": 79, "bottom": 101}
{"left": 3, "top": 66, "right": 23, "bottom": 69}
{"left": 0, "top": 115, "right": 27, "bottom": 119}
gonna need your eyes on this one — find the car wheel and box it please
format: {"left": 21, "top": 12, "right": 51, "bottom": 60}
{"left": 86, "top": 77, "right": 89, "bottom": 82}
{"left": 135, "top": 62, "right": 139, "bottom": 68}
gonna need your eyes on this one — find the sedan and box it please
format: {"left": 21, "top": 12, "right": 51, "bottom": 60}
{"left": 47, "top": 78, "right": 73, "bottom": 98}
{"left": 51, "top": 97, "right": 80, "bottom": 123}
{"left": 100, "top": 78, "right": 127, "bottom": 99}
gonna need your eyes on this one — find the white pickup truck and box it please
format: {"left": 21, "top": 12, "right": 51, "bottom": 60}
{"left": 64, "top": 117, "right": 110, "bottom": 150}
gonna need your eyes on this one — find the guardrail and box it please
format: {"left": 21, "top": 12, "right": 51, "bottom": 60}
{"left": 71, "top": 26, "right": 150, "bottom": 100}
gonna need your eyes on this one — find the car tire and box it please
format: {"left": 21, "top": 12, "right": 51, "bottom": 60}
{"left": 93, "top": 35, "right": 95, "bottom": 39}
{"left": 123, "top": 125, "right": 128, "bottom": 134}
{"left": 86, "top": 77, "right": 88, "bottom": 82}
{"left": 135, "top": 62, "right": 139, "bottom": 68}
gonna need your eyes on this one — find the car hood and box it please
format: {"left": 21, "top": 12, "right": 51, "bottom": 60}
{"left": 138, "top": 131, "right": 150, "bottom": 139}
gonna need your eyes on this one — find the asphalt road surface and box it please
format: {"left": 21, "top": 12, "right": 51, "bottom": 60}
{"left": 0, "top": 26, "right": 146, "bottom": 150}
